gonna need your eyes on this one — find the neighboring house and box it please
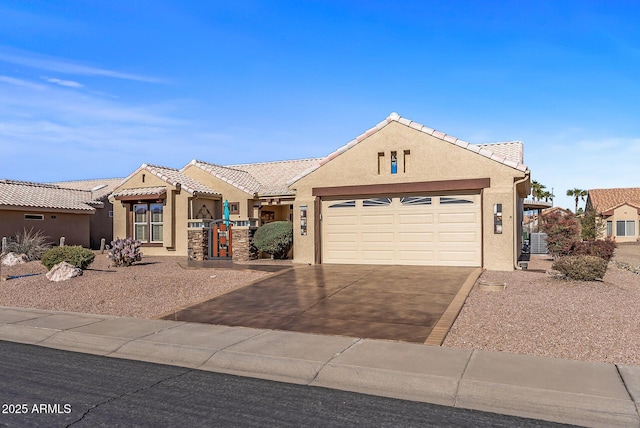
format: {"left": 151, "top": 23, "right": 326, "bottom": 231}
{"left": 585, "top": 188, "right": 640, "bottom": 242}
{"left": 111, "top": 113, "right": 531, "bottom": 271}
{"left": 52, "top": 178, "right": 123, "bottom": 249}
{"left": 0, "top": 179, "right": 116, "bottom": 248}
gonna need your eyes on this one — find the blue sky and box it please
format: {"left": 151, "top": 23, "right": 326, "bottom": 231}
{"left": 1, "top": 1, "right": 638, "bottom": 211}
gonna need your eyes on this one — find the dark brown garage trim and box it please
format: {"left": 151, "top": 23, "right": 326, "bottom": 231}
{"left": 312, "top": 178, "right": 490, "bottom": 197}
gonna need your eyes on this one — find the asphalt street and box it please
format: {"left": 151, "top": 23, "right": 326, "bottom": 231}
{"left": 0, "top": 340, "right": 576, "bottom": 427}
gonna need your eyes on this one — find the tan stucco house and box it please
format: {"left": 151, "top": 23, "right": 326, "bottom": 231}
{"left": 0, "top": 178, "right": 120, "bottom": 249}
{"left": 110, "top": 113, "right": 531, "bottom": 270}
{"left": 110, "top": 159, "right": 321, "bottom": 258}
{"left": 586, "top": 188, "right": 640, "bottom": 242}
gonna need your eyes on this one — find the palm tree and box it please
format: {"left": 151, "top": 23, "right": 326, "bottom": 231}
{"left": 531, "top": 180, "right": 547, "bottom": 201}
{"left": 566, "top": 188, "right": 588, "bottom": 213}
{"left": 541, "top": 190, "right": 554, "bottom": 203}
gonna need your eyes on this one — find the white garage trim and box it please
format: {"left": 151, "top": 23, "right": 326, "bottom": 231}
{"left": 321, "top": 194, "right": 481, "bottom": 266}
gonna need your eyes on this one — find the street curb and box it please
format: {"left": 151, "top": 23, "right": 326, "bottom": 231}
{"left": 1, "top": 307, "right": 639, "bottom": 428}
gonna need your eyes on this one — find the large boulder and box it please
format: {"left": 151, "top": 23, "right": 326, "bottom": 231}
{"left": 1, "top": 252, "right": 28, "bottom": 266}
{"left": 46, "top": 261, "right": 83, "bottom": 282}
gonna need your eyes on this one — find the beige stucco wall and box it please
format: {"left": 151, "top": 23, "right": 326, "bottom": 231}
{"left": 0, "top": 208, "right": 91, "bottom": 248}
{"left": 111, "top": 169, "right": 190, "bottom": 256}
{"left": 290, "top": 121, "right": 528, "bottom": 271}
{"left": 89, "top": 201, "right": 114, "bottom": 249}
{"left": 606, "top": 205, "right": 640, "bottom": 243}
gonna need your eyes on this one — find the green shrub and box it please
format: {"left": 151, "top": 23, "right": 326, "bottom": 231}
{"left": 552, "top": 255, "right": 608, "bottom": 281}
{"left": 5, "top": 228, "right": 51, "bottom": 261}
{"left": 254, "top": 221, "right": 293, "bottom": 259}
{"left": 106, "top": 237, "right": 142, "bottom": 267}
{"left": 41, "top": 246, "right": 95, "bottom": 270}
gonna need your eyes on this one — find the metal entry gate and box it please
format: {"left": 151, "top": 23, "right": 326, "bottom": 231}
{"left": 208, "top": 222, "right": 233, "bottom": 259}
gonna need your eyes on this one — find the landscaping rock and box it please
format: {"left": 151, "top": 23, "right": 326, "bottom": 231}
{"left": 1, "top": 253, "right": 28, "bottom": 266}
{"left": 46, "top": 262, "right": 83, "bottom": 282}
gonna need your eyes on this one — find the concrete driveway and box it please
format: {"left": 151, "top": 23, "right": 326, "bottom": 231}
{"left": 164, "top": 265, "right": 481, "bottom": 344}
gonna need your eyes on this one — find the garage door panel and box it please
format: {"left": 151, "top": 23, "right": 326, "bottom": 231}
{"left": 325, "top": 249, "right": 358, "bottom": 260}
{"left": 326, "top": 216, "right": 358, "bottom": 226}
{"left": 363, "top": 232, "right": 393, "bottom": 242}
{"left": 326, "top": 232, "right": 358, "bottom": 243}
{"left": 362, "top": 214, "right": 394, "bottom": 225}
{"left": 399, "top": 232, "right": 434, "bottom": 242}
{"left": 438, "top": 231, "right": 478, "bottom": 242}
{"left": 323, "top": 194, "right": 480, "bottom": 266}
{"left": 437, "top": 212, "right": 478, "bottom": 224}
{"left": 362, "top": 250, "right": 395, "bottom": 262}
{"left": 398, "top": 250, "right": 435, "bottom": 261}
{"left": 398, "top": 213, "right": 433, "bottom": 224}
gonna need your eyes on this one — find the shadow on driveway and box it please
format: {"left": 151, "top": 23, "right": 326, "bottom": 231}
{"left": 164, "top": 265, "right": 478, "bottom": 343}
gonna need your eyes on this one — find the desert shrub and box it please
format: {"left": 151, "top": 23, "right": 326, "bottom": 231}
{"left": 4, "top": 228, "right": 51, "bottom": 261}
{"left": 106, "top": 237, "right": 142, "bottom": 267}
{"left": 254, "top": 221, "right": 293, "bottom": 259}
{"left": 552, "top": 255, "right": 608, "bottom": 281}
{"left": 541, "top": 212, "right": 581, "bottom": 258}
{"left": 566, "top": 238, "right": 617, "bottom": 262}
{"left": 41, "top": 246, "right": 95, "bottom": 270}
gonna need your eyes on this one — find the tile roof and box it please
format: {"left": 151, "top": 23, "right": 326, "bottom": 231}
{"left": 116, "top": 164, "right": 220, "bottom": 196}
{"left": 188, "top": 161, "right": 262, "bottom": 195}
{"left": 288, "top": 112, "right": 529, "bottom": 186}
{"left": 0, "top": 179, "right": 98, "bottom": 212}
{"left": 112, "top": 186, "right": 167, "bottom": 198}
{"left": 189, "top": 158, "right": 322, "bottom": 196}
{"left": 476, "top": 141, "right": 524, "bottom": 164}
{"left": 588, "top": 188, "right": 640, "bottom": 213}
{"left": 51, "top": 178, "right": 124, "bottom": 200}
{"left": 227, "top": 158, "right": 323, "bottom": 196}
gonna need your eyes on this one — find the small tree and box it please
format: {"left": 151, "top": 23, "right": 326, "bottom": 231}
{"left": 541, "top": 211, "right": 580, "bottom": 259}
{"left": 580, "top": 209, "right": 606, "bottom": 240}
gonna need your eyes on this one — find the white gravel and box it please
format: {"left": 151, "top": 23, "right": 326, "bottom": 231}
{"left": 0, "top": 252, "right": 269, "bottom": 319}
{"left": 443, "top": 248, "right": 640, "bottom": 366}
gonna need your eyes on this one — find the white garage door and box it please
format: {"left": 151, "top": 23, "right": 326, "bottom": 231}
{"left": 322, "top": 195, "right": 481, "bottom": 266}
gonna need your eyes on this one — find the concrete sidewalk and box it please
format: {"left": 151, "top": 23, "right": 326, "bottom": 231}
{"left": 1, "top": 306, "right": 638, "bottom": 427}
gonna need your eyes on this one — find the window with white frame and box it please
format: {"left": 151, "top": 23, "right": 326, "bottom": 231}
{"left": 133, "top": 203, "right": 164, "bottom": 243}
{"left": 616, "top": 220, "right": 636, "bottom": 237}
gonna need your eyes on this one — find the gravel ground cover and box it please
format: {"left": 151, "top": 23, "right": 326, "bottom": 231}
{"left": 443, "top": 242, "right": 640, "bottom": 365}
{"left": 1, "top": 243, "right": 639, "bottom": 365}
{"left": 0, "top": 252, "right": 269, "bottom": 319}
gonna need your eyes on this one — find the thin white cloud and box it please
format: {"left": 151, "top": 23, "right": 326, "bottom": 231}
{"left": 43, "top": 77, "right": 84, "bottom": 88}
{"left": 0, "top": 47, "right": 165, "bottom": 83}
{"left": 0, "top": 75, "right": 45, "bottom": 90}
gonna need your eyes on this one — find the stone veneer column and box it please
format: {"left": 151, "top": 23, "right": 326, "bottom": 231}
{"left": 187, "top": 228, "right": 209, "bottom": 260}
{"left": 232, "top": 227, "right": 258, "bottom": 261}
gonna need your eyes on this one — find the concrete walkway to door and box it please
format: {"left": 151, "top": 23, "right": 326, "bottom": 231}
{"left": 163, "top": 265, "right": 481, "bottom": 344}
